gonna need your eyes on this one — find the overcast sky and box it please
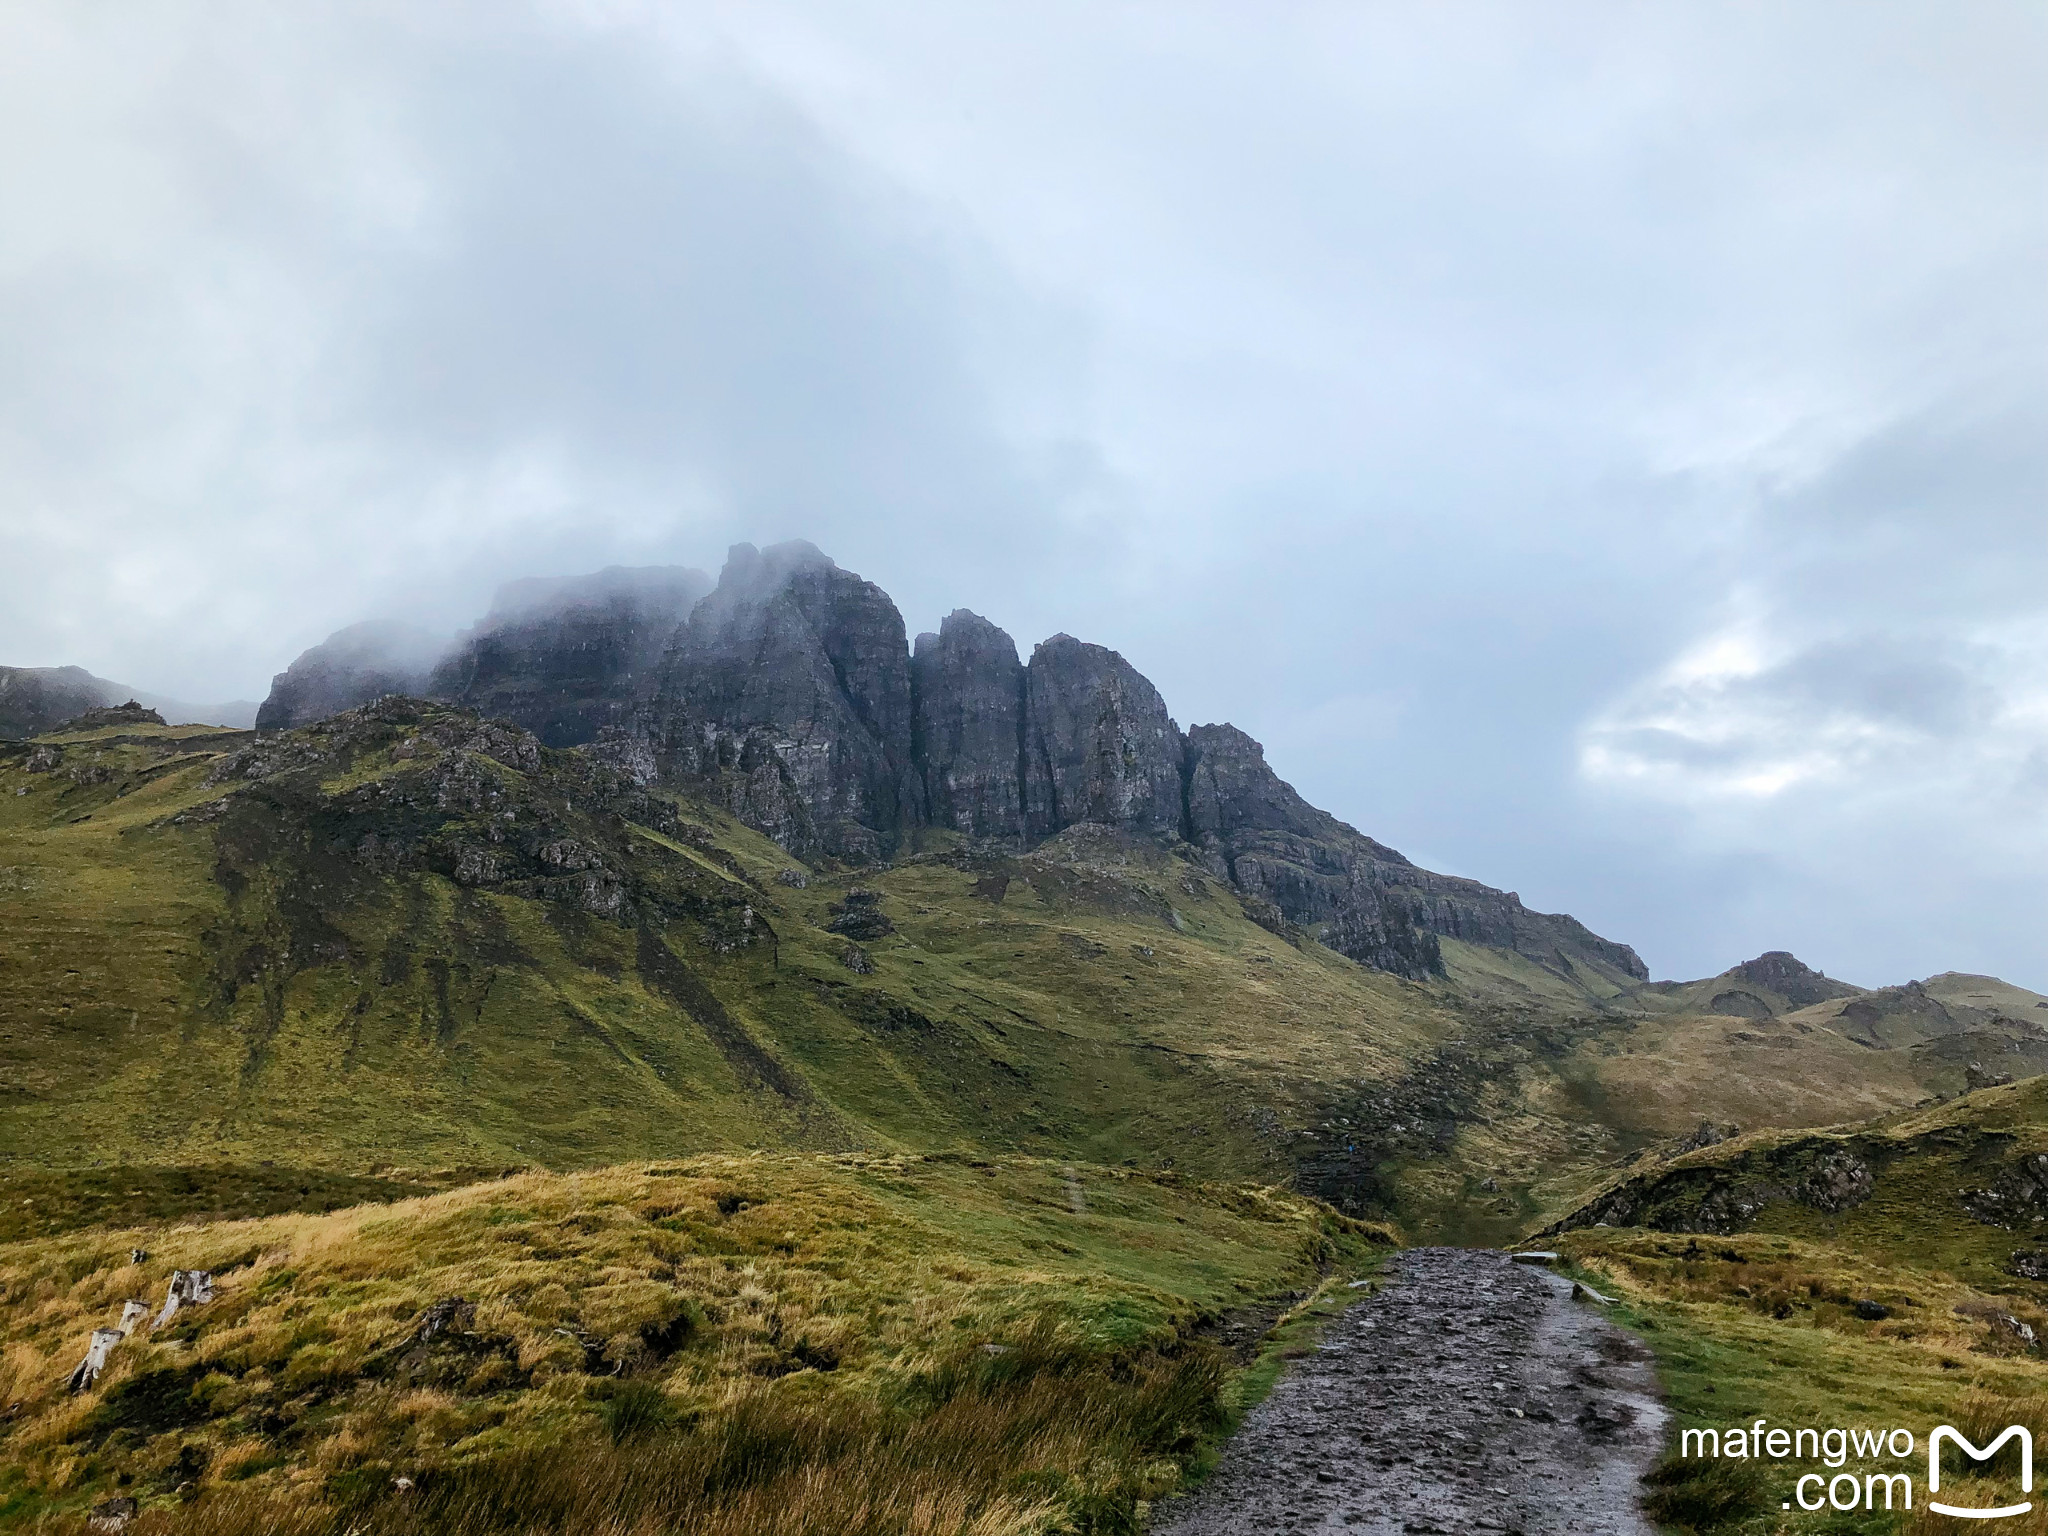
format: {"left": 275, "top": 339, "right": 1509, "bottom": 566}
{"left": 2, "top": 1, "right": 2042, "bottom": 989}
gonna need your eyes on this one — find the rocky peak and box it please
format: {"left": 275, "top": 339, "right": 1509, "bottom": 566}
{"left": 1023, "top": 635, "right": 1186, "bottom": 842}
{"left": 912, "top": 610, "right": 1027, "bottom": 843}
{"left": 653, "top": 542, "right": 920, "bottom": 860}
{"left": 1183, "top": 718, "right": 1642, "bottom": 985}
{"left": 257, "top": 622, "right": 448, "bottom": 733}
{"left": 1725, "top": 951, "right": 1860, "bottom": 1008}
{"left": 232, "top": 537, "right": 1653, "bottom": 987}
{"left": 429, "top": 565, "right": 710, "bottom": 747}
{"left": 1186, "top": 722, "right": 1339, "bottom": 844}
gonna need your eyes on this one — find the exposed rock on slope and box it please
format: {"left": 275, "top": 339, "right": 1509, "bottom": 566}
{"left": 1543, "top": 1076, "right": 2048, "bottom": 1240}
{"left": 911, "top": 610, "right": 1027, "bottom": 843}
{"left": 1023, "top": 635, "right": 1185, "bottom": 843}
{"left": 206, "top": 696, "right": 771, "bottom": 962}
{"left": 1627, "top": 950, "right": 1861, "bottom": 1019}
{"left": 244, "top": 538, "right": 1642, "bottom": 982}
{"left": 258, "top": 622, "right": 448, "bottom": 732}
{"left": 1184, "top": 722, "right": 1647, "bottom": 984}
{"left": 646, "top": 542, "right": 922, "bottom": 862}
{"left": 430, "top": 566, "right": 710, "bottom": 747}
{"left": 61, "top": 701, "right": 166, "bottom": 732}
{"left": 1727, "top": 951, "right": 1861, "bottom": 1008}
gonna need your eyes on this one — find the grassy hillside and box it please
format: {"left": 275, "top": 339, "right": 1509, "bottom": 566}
{"left": 0, "top": 708, "right": 1454, "bottom": 1181}
{"left": 3, "top": 700, "right": 2037, "bottom": 1248}
{"left": 6, "top": 701, "right": 2047, "bottom": 1533}
{"left": 0, "top": 1153, "right": 1387, "bottom": 1532}
{"left": 1544, "top": 1080, "right": 2048, "bottom": 1533}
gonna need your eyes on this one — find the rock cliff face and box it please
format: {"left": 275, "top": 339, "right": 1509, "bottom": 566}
{"left": 238, "top": 538, "right": 1648, "bottom": 982}
{"left": 1023, "top": 635, "right": 1186, "bottom": 843}
{"left": 258, "top": 622, "right": 447, "bottom": 732}
{"left": 647, "top": 542, "right": 922, "bottom": 862}
{"left": 912, "top": 611, "right": 1027, "bottom": 843}
{"left": 1184, "top": 722, "right": 1647, "bottom": 984}
{"left": 429, "top": 566, "right": 710, "bottom": 747}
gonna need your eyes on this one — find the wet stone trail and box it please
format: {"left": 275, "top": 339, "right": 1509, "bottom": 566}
{"left": 1153, "top": 1248, "right": 1667, "bottom": 1535}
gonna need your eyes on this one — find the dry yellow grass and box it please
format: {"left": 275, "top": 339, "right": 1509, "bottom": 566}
{"left": 1559, "top": 1229, "right": 2047, "bottom": 1534}
{"left": 0, "top": 1152, "right": 1388, "bottom": 1531}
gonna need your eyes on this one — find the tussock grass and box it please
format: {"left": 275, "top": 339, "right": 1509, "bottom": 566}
{"left": 1558, "top": 1229, "right": 2048, "bottom": 1534}
{"left": 0, "top": 1153, "right": 1388, "bottom": 1530}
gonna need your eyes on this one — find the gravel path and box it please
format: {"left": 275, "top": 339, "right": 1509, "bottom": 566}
{"left": 1152, "top": 1247, "right": 1667, "bottom": 1535}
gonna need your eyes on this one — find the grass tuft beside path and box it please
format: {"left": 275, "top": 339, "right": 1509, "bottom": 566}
{"left": 0, "top": 1153, "right": 1391, "bottom": 1533}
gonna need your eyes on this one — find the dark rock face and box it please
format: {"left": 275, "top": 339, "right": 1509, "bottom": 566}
{"left": 824, "top": 889, "right": 895, "bottom": 942}
{"left": 1962, "top": 1153, "right": 2048, "bottom": 1230}
{"left": 238, "top": 538, "right": 1652, "bottom": 983}
{"left": 1023, "top": 635, "right": 1186, "bottom": 842}
{"left": 258, "top": 622, "right": 447, "bottom": 732}
{"left": 1183, "top": 722, "right": 1647, "bottom": 984}
{"left": 595, "top": 715, "right": 827, "bottom": 866}
{"left": 0, "top": 666, "right": 112, "bottom": 739}
{"left": 1725, "top": 951, "right": 1860, "bottom": 1009}
{"left": 912, "top": 611, "right": 1026, "bottom": 842}
{"left": 1185, "top": 722, "right": 1440, "bottom": 978}
{"left": 648, "top": 543, "right": 920, "bottom": 862}
{"left": 430, "top": 566, "right": 710, "bottom": 748}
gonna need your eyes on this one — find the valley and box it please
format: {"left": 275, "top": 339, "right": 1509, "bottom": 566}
{"left": 1, "top": 543, "right": 2041, "bottom": 1533}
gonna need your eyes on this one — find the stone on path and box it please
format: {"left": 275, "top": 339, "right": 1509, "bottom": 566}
{"left": 1149, "top": 1247, "right": 1667, "bottom": 1535}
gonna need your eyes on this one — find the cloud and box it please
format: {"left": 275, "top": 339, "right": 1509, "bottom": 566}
{"left": 1585, "top": 630, "right": 2022, "bottom": 797}
{"left": 0, "top": 0, "right": 2040, "bottom": 987}
{"left": 0, "top": 2, "right": 1091, "bottom": 687}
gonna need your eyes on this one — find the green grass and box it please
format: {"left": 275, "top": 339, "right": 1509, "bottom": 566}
{"left": 0, "top": 1153, "right": 1391, "bottom": 1531}
{"left": 1543, "top": 1083, "right": 2048, "bottom": 1533}
{"left": 0, "top": 1165, "right": 500, "bottom": 1244}
{"left": 0, "top": 713, "right": 1462, "bottom": 1214}
{"left": 6, "top": 706, "right": 2030, "bottom": 1251}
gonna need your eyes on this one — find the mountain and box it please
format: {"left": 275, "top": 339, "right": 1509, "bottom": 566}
{"left": 8, "top": 538, "right": 2037, "bottom": 1245}
{"left": 258, "top": 540, "right": 1642, "bottom": 988}
{"left": 0, "top": 699, "right": 1441, "bottom": 1185}
{"left": 1622, "top": 949, "right": 1862, "bottom": 1018}
{"left": 0, "top": 664, "right": 256, "bottom": 737}
{"left": 15, "top": 681, "right": 2031, "bottom": 1256}
{"left": 256, "top": 621, "right": 448, "bottom": 731}
{"left": 431, "top": 564, "right": 713, "bottom": 747}
{"left": 5, "top": 545, "right": 2042, "bottom": 1532}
